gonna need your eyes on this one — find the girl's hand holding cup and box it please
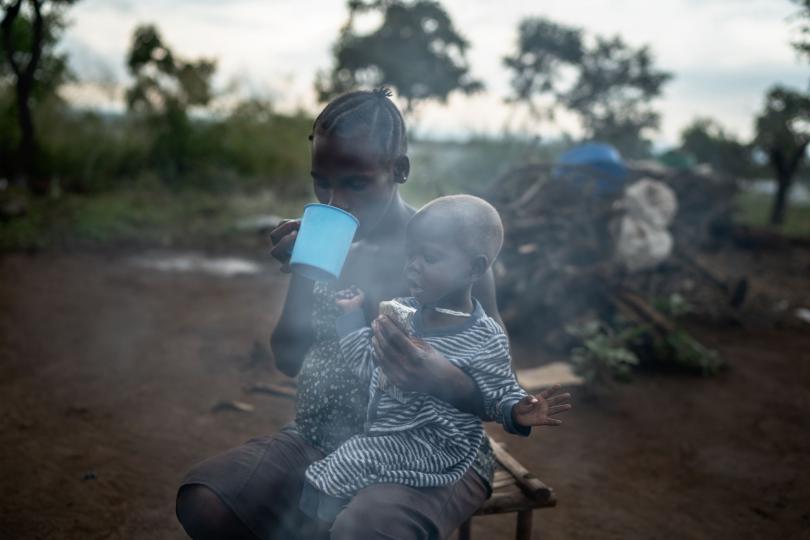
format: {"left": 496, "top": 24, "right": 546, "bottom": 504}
{"left": 269, "top": 219, "right": 301, "bottom": 273}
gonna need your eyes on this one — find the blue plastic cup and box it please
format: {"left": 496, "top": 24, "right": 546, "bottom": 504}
{"left": 289, "top": 203, "right": 359, "bottom": 281}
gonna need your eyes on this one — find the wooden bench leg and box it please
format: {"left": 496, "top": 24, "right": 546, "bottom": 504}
{"left": 516, "top": 510, "right": 533, "bottom": 540}
{"left": 458, "top": 518, "right": 472, "bottom": 540}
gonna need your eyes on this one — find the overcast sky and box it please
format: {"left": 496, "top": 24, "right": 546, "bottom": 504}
{"left": 60, "top": 0, "right": 808, "bottom": 146}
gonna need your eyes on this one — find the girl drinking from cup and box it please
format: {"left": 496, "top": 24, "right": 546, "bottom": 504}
{"left": 176, "top": 89, "right": 554, "bottom": 540}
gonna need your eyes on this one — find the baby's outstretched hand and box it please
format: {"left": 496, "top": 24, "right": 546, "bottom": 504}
{"left": 512, "top": 384, "right": 572, "bottom": 428}
{"left": 335, "top": 286, "right": 365, "bottom": 313}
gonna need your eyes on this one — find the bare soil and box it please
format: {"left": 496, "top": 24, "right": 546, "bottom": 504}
{"left": 1, "top": 249, "right": 808, "bottom": 539}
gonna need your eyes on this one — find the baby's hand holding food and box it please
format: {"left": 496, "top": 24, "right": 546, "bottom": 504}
{"left": 371, "top": 316, "right": 446, "bottom": 394}
{"left": 269, "top": 219, "right": 301, "bottom": 273}
{"left": 378, "top": 300, "right": 416, "bottom": 334}
{"left": 512, "top": 384, "right": 572, "bottom": 427}
{"left": 335, "top": 286, "right": 365, "bottom": 313}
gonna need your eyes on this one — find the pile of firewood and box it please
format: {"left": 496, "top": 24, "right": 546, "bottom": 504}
{"left": 478, "top": 163, "right": 740, "bottom": 372}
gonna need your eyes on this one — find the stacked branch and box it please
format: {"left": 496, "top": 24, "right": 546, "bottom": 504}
{"left": 479, "top": 163, "right": 736, "bottom": 376}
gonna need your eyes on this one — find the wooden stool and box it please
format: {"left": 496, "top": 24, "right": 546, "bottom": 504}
{"left": 457, "top": 437, "right": 556, "bottom": 540}
{"left": 254, "top": 384, "right": 557, "bottom": 538}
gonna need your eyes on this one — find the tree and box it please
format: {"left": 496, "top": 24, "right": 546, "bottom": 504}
{"left": 503, "top": 17, "right": 672, "bottom": 158}
{"left": 1, "top": 0, "right": 76, "bottom": 193}
{"left": 125, "top": 24, "right": 216, "bottom": 177}
{"left": 315, "top": 0, "right": 482, "bottom": 113}
{"left": 568, "top": 36, "right": 672, "bottom": 157}
{"left": 125, "top": 24, "right": 215, "bottom": 116}
{"left": 679, "top": 118, "right": 757, "bottom": 178}
{"left": 502, "top": 17, "right": 583, "bottom": 118}
{"left": 754, "top": 86, "right": 810, "bottom": 225}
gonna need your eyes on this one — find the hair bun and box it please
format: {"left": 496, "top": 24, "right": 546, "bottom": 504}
{"left": 372, "top": 87, "right": 393, "bottom": 99}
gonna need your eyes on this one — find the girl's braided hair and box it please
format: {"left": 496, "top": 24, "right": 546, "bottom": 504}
{"left": 310, "top": 88, "right": 407, "bottom": 163}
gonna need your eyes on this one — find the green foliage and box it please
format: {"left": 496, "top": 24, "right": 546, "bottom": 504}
{"left": 37, "top": 104, "right": 152, "bottom": 192}
{"left": 653, "top": 293, "right": 692, "bottom": 319}
{"left": 791, "top": 0, "right": 810, "bottom": 62}
{"left": 316, "top": 0, "right": 482, "bottom": 112}
{"left": 656, "top": 330, "right": 725, "bottom": 376}
{"left": 568, "top": 36, "right": 671, "bottom": 157}
{"left": 0, "top": 0, "right": 74, "bottom": 98}
{"left": 754, "top": 86, "right": 810, "bottom": 153}
{"left": 566, "top": 307, "right": 726, "bottom": 385}
{"left": 679, "top": 118, "right": 758, "bottom": 178}
{"left": 213, "top": 99, "right": 313, "bottom": 197}
{"left": 124, "top": 24, "right": 218, "bottom": 179}
{"left": 1, "top": 0, "right": 79, "bottom": 187}
{"left": 503, "top": 17, "right": 672, "bottom": 158}
{"left": 0, "top": 82, "right": 314, "bottom": 196}
{"left": 503, "top": 17, "right": 583, "bottom": 112}
{"left": 125, "top": 24, "right": 216, "bottom": 115}
{"left": 566, "top": 319, "right": 644, "bottom": 384}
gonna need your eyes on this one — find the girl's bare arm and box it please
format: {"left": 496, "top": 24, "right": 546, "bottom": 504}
{"left": 271, "top": 274, "right": 316, "bottom": 377}
{"left": 269, "top": 220, "right": 316, "bottom": 377}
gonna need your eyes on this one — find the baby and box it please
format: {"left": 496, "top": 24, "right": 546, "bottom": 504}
{"left": 299, "top": 194, "right": 571, "bottom": 522}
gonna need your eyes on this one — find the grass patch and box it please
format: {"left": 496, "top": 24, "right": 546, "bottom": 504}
{"left": 5, "top": 182, "right": 809, "bottom": 252}
{"left": 0, "top": 188, "right": 310, "bottom": 251}
{"left": 734, "top": 189, "right": 810, "bottom": 238}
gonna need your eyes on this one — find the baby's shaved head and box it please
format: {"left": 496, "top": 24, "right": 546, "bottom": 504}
{"left": 410, "top": 194, "right": 504, "bottom": 266}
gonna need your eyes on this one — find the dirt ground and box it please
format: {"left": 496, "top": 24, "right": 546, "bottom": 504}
{"left": 1, "top": 249, "right": 809, "bottom": 540}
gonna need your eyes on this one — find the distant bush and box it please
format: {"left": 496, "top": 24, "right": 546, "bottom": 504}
{"left": 38, "top": 105, "right": 153, "bottom": 193}
{"left": 213, "top": 100, "right": 312, "bottom": 197}
{"left": 1, "top": 88, "right": 314, "bottom": 197}
{"left": 403, "top": 135, "right": 570, "bottom": 206}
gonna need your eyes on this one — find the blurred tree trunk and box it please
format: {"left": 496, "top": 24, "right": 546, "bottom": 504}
{"left": 768, "top": 144, "right": 807, "bottom": 226}
{"left": 1, "top": 0, "right": 46, "bottom": 195}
